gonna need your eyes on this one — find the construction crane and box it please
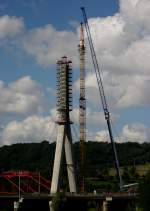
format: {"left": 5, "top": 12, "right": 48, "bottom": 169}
{"left": 81, "top": 7, "right": 123, "bottom": 191}
{"left": 79, "top": 23, "right": 86, "bottom": 193}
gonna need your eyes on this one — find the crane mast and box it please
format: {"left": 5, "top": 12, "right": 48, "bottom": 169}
{"left": 79, "top": 22, "right": 86, "bottom": 192}
{"left": 81, "top": 7, "right": 123, "bottom": 190}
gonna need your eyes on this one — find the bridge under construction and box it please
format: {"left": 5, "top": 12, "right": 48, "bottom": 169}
{"left": 0, "top": 192, "right": 137, "bottom": 211}
{"left": 0, "top": 7, "right": 139, "bottom": 211}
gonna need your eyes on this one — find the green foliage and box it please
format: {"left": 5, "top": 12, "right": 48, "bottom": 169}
{"left": 85, "top": 178, "right": 118, "bottom": 192}
{"left": 87, "top": 200, "right": 99, "bottom": 211}
{"left": 138, "top": 171, "right": 150, "bottom": 211}
{"left": 126, "top": 204, "right": 135, "bottom": 211}
{"left": 122, "top": 165, "right": 140, "bottom": 185}
{"left": 0, "top": 141, "right": 149, "bottom": 191}
{"left": 122, "top": 166, "right": 131, "bottom": 182}
{"left": 52, "top": 192, "right": 66, "bottom": 211}
{"left": 0, "top": 141, "right": 55, "bottom": 178}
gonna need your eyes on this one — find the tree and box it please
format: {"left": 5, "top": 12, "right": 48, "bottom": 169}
{"left": 138, "top": 171, "right": 150, "bottom": 211}
{"left": 52, "top": 192, "right": 66, "bottom": 211}
{"left": 122, "top": 166, "right": 131, "bottom": 182}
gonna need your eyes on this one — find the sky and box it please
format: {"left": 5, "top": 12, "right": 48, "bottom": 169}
{"left": 0, "top": 0, "right": 149, "bottom": 145}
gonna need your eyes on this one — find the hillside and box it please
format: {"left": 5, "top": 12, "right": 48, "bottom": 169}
{"left": 0, "top": 141, "right": 150, "bottom": 179}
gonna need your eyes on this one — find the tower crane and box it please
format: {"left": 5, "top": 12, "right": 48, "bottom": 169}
{"left": 81, "top": 7, "right": 123, "bottom": 190}
{"left": 79, "top": 23, "right": 86, "bottom": 192}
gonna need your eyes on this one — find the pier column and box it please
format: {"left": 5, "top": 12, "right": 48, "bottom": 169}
{"left": 14, "top": 201, "right": 19, "bottom": 211}
{"left": 49, "top": 201, "right": 54, "bottom": 211}
{"left": 102, "top": 201, "right": 108, "bottom": 211}
{"left": 102, "top": 196, "right": 112, "bottom": 211}
{"left": 50, "top": 57, "right": 77, "bottom": 194}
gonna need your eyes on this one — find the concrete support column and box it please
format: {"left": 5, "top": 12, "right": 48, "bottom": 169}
{"left": 50, "top": 125, "right": 65, "bottom": 194}
{"left": 51, "top": 123, "right": 77, "bottom": 194}
{"left": 65, "top": 135, "right": 76, "bottom": 193}
{"left": 49, "top": 201, "right": 54, "bottom": 211}
{"left": 102, "top": 201, "right": 108, "bottom": 211}
{"left": 14, "top": 201, "right": 19, "bottom": 211}
{"left": 14, "top": 198, "right": 24, "bottom": 211}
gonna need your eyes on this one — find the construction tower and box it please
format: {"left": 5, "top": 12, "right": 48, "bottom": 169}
{"left": 79, "top": 23, "right": 86, "bottom": 193}
{"left": 50, "top": 56, "right": 77, "bottom": 194}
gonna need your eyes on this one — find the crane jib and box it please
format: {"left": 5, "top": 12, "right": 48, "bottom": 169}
{"left": 81, "top": 6, "right": 123, "bottom": 191}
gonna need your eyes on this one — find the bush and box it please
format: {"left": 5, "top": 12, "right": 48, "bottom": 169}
{"left": 138, "top": 171, "right": 150, "bottom": 211}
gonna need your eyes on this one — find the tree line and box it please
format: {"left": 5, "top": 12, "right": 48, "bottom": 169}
{"left": 0, "top": 140, "right": 150, "bottom": 178}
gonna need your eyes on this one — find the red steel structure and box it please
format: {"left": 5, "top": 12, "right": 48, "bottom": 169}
{"left": 0, "top": 171, "right": 51, "bottom": 195}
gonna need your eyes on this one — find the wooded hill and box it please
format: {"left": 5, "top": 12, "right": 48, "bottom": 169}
{"left": 0, "top": 141, "right": 150, "bottom": 179}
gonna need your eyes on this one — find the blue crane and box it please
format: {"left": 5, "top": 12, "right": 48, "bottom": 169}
{"left": 81, "top": 7, "right": 123, "bottom": 191}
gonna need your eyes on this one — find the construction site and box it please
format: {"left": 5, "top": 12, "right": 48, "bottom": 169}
{"left": 0, "top": 7, "right": 141, "bottom": 211}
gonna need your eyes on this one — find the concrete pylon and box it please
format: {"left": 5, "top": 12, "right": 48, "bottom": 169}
{"left": 14, "top": 201, "right": 19, "bottom": 211}
{"left": 50, "top": 57, "right": 77, "bottom": 194}
{"left": 103, "top": 201, "right": 108, "bottom": 211}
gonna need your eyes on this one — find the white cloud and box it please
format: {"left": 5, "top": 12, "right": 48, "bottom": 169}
{"left": 71, "top": 107, "right": 119, "bottom": 127}
{"left": 50, "top": 107, "right": 57, "bottom": 121}
{"left": 120, "top": 0, "right": 150, "bottom": 35}
{"left": 1, "top": 115, "right": 56, "bottom": 145}
{"left": 94, "top": 123, "right": 150, "bottom": 143}
{"left": 82, "top": 0, "right": 150, "bottom": 92}
{"left": 88, "top": 15, "right": 125, "bottom": 57}
{"left": 74, "top": 73, "right": 100, "bottom": 107}
{"left": 1, "top": 0, "right": 150, "bottom": 77}
{"left": 71, "top": 108, "right": 105, "bottom": 126}
{"left": 77, "top": 0, "right": 150, "bottom": 108}
{"left": 71, "top": 107, "right": 106, "bottom": 126}
{"left": 10, "top": 76, "right": 41, "bottom": 95}
{"left": 121, "top": 123, "right": 150, "bottom": 143}
{"left": 0, "top": 0, "right": 150, "bottom": 145}
{"left": 22, "top": 24, "right": 78, "bottom": 67}
{"left": 76, "top": 71, "right": 150, "bottom": 108}
{"left": 94, "top": 130, "right": 109, "bottom": 142}
{"left": 97, "top": 72, "right": 150, "bottom": 108}
{"left": 116, "top": 75, "right": 150, "bottom": 107}
{"left": 18, "top": 0, "right": 150, "bottom": 144}
{"left": 0, "top": 76, "right": 43, "bottom": 115}
{"left": 0, "top": 15, "right": 24, "bottom": 41}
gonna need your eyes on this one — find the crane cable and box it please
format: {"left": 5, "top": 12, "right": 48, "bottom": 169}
{"left": 81, "top": 7, "right": 123, "bottom": 190}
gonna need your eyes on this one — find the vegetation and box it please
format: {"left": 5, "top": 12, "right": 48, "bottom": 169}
{"left": 51, "top": 192, "right": 66, "bottom": 211}
{"left": 138, "top": 171, "right": 150, "bottom": 211}
{"left": 0, "top": 141, "right": 150, "bottom": 191}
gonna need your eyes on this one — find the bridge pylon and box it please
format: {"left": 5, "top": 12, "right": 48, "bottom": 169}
{"left": 50, "top": 56, "right": 77, "bottom": 194}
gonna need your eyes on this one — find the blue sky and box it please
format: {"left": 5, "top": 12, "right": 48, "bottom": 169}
{"left": 0, "top": 0, "right": 149, "bottom": 145}
{"left": 0, "top": 0, "right": 118, "bottom": 83}
{"left": 0, "top": 0, "right": 119, "bottom": 29}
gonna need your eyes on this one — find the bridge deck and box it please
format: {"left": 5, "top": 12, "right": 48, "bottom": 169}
{"left": 0, "top": 192, "right": 138, "bottom": 211}
{"left": 0, "top": 191, "right": 138, "bottom": 199}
